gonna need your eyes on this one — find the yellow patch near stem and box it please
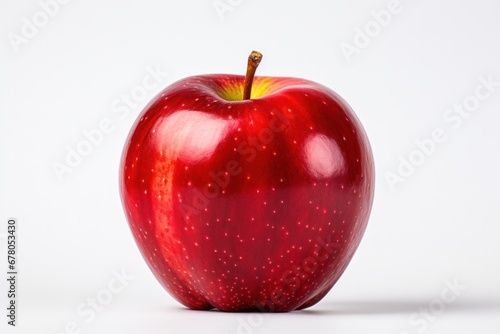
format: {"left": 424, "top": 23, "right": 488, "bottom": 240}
{"left": 218, "top": 78, "right": 277, "bottom": 101}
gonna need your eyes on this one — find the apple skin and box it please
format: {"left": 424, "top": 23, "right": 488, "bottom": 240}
{"left": 120, "top": 74, "right": 374, "bottom": 312}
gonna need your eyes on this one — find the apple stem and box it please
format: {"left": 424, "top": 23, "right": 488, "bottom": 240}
{"left": 243, "top": 51, "right": 263, "bottom": 100}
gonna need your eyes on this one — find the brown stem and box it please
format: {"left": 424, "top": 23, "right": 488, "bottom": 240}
{"left": 243, "top": 51, "right": 263, "bottom": 100}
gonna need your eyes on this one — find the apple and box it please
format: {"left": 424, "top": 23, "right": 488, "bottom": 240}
{"left": 120, "top": 51, "right": 374, "bottom": 312}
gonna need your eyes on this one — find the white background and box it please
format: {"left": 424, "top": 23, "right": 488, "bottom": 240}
{"left": 1, "top": 0, "right": 500, "bottom": 333}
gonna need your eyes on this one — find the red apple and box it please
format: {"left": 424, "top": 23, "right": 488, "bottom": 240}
{"left": 120, "top": 52, "right": 374, "bottom": 312}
